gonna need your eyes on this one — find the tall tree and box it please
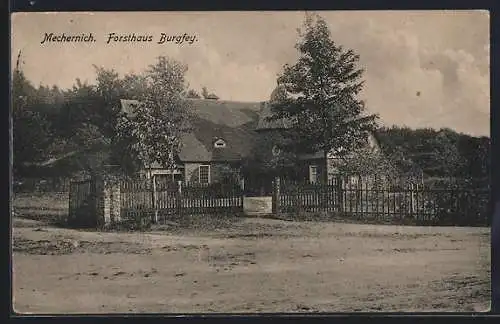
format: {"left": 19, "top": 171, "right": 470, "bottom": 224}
{"left": 121, "top": 73, "right": 148, "bottom": 99}
{"left": 269, "top": 13, "right": 378, "bottom": 181}
{"left": 56, "top": 68, "right": 146, "bottom": 148}
{"left": 12, "top": 67, "right": 52, "bottom": 175}
{"left": 115, "top": 56, "right": 193, "bottom": 175}
{"left": 56, "top": 79, "right": 103, "bottom": 147}
{"left": 375, "top": 125, "right": 489, "bottom": 182}
{"left": 92, "top": 66, "right": 137, "bottom": 139}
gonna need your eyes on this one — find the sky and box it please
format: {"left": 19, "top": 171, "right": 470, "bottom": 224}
{"left": 11, "top": 11, "right": 490, "bottom": 136}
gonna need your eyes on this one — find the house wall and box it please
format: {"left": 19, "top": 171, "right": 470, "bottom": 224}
{"left": 184, "top": 162, "right": 241, "bottom": 184}
{"left": 255, "top": 129, "right": 382, "bottom": 183}
{"left": 185, "top": 163, "right": 203, "bottom": 183}
{"left": 299, "top": 159, "right": 327, "bottom": 183}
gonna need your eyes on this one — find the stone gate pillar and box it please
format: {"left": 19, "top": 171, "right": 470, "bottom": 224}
{"left": 96, "top": 178, "right": 121, "bottom": 227}
{"left": 94, "top": 176, "right": 105, "bottom": 227}
{"left": 108, "top": 179, "right": 121, "bottom": 224}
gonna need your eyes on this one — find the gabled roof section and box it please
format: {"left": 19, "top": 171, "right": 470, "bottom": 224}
{"left": 185, "top": 98, "right": 261, "bottom": 127}
{"left": 181, "top": 116, "right": 257, "bottom": 162}
{"left": 119, "top": 98, "right": 261, "bottom": 163}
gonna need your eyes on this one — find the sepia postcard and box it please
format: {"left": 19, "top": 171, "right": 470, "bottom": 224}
{"left": 11, "top": 11, "right": 491, "bottom": 314}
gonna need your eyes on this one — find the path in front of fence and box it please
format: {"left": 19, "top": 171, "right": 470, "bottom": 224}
{"left": 12, "top": 216, "right": 491, "bottom": 313}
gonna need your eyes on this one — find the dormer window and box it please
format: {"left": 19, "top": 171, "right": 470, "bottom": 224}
{"left": 214, "top": 138, "right": 226, "bottom": 148}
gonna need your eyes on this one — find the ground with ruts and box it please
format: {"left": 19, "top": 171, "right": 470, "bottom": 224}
{"left": 12, "top": 193, "right": 490, "bottom": 313}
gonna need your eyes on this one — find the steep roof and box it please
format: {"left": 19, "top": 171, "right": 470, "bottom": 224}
{"left": 121, "top": 98, "right": 262, "bottom": 164}
{"left": 119, "top": 98, "right": 383, "bottom": 165}
{"left": 256, "top": 102, "right": 293, "bottom": 130}
{"left": 185, "top": 98, "right": 262, "bottom": 128}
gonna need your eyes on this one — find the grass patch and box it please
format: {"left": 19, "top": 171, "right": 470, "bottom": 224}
{"left": 12, "top": 192, "right": 69, "bottom": 227}
{"left": 12, "top": 192, "right": 68, "bottom": 210}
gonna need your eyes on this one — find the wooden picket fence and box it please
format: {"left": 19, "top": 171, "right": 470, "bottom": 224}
{"left": 276, "top": 176, "right": 490, "bottom": 226}
{"left": 67, "top": 175, "right": 489, "bottom": 228}
{"left": 119, "top": 179, "right": 244, "bottom": 224}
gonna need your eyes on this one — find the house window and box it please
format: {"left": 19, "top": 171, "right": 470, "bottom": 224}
{"left": 199, "top": 165, "right": 210, "bottom": 184}
{"left": 309, "top": 165, "right": 318, "bottom": 184}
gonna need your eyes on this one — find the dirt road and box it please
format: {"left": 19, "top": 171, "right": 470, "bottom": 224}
{"left": 12, "top": 215, "right": 490, "bottom": 313}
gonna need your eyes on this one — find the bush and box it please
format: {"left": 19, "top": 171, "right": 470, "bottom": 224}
{"left": 420, "top": 189, "right": 489, "bottom": 226}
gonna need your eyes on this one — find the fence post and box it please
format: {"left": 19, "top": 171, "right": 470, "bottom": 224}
{"left": 240, "top": 177, "right": 245, "bottom": 192}
{"left": 410, "top": 183, "right": 415, "bottom": 216}
{"left": 177, "top": 180, "right": 183, "bottom": 217}
{"left": 68, "top": 181, "right": 75, "bottom": 225}
{"left": 240, "top": 178, "right": 244, "bottom": 212}
{"left": 110, "top": 180, "right": 121, "bottom": 225}
{"left": 272, "top": 176, "right": 281, "bottom": 216}
{"left": 335, "top": 175, "right": 344, "bottom": 214}
{"left": 94, "top": 176, "right": 107, "bottom": 228}
{"left": 151, "top": 175, "right": 158, "bottom": 224}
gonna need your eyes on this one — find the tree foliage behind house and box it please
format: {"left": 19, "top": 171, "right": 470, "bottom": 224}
{"left": 201, "top": 86, "right": 219, "bottom": 100}
{"left": 186, "top": 89, "right": 201, "bottom": 98}
{"left": 12, "top": 56, "right": 194, "bottom": 178}
{"left": 12, "top": 69, "right": 54, "bottom": 175}
{"left": 375, "top": 126, "right": 490, "bottom": 182}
